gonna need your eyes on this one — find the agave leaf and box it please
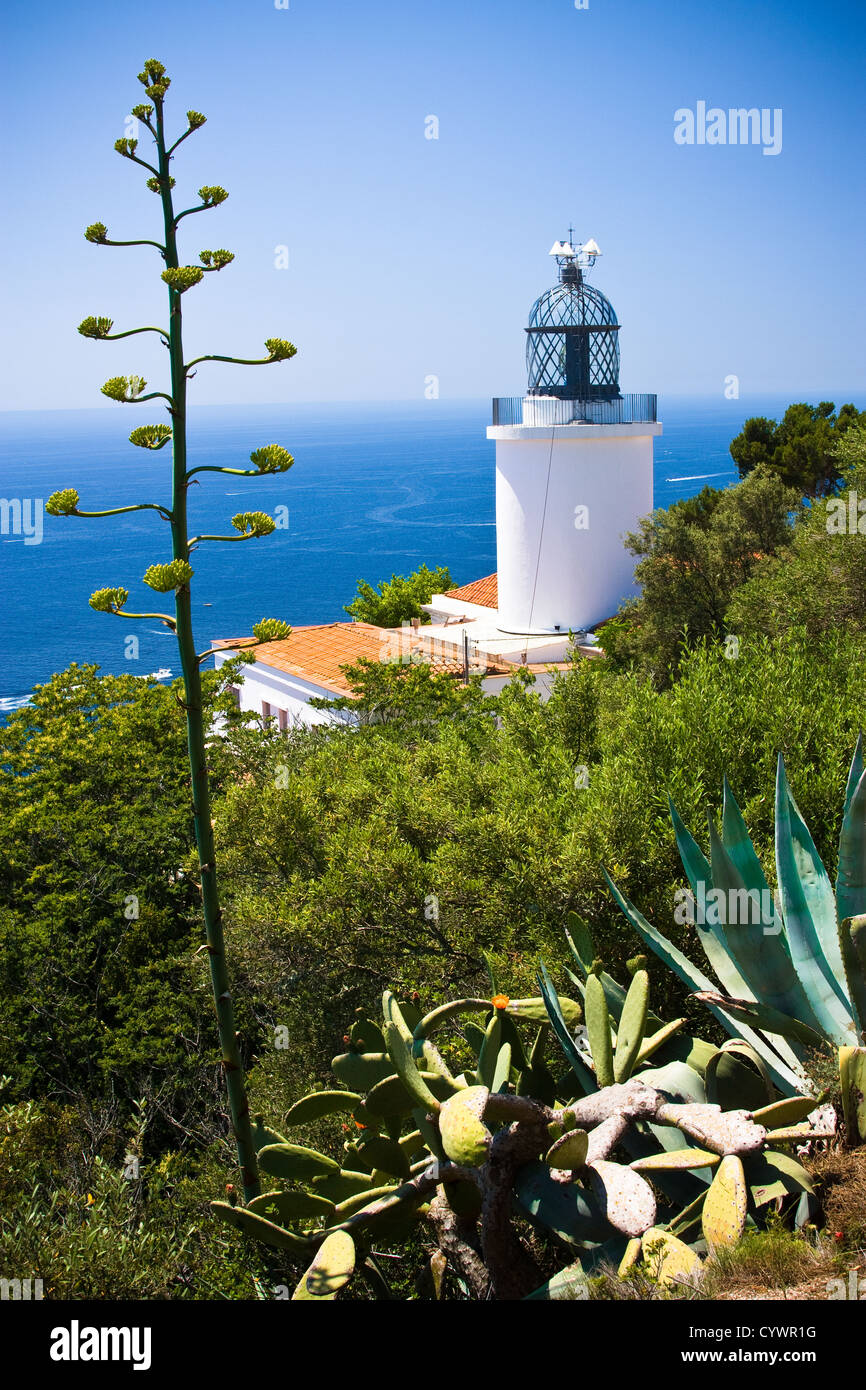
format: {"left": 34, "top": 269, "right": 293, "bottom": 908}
{"left": 721, "top": 780, "right": 832, "bottom": 1029}
{"left": 514, "top": 1160, "right": 609, "bottom": 1244}
{"left": 603, "top": 869, "right": 808, "bottom": 1095}
{"left": 477, "top": 1013, "right": 503, "bottom": 1090}
{"left": 837, "top": 761, "right": 866, "bottom": 1034}
{"left": 747, "top": 1149, "right": 814, "bottom": 1206}
{"left": 843, "top": 732, "right": 864, "bottom": 818}
{"left": 705, "top": 1041, "right": 774, "bottom": 1111}
{"left": 776, "top": 756, "right": 856, "bottom": 1043}
{"left": 707, "top": 814, "right": 825, "bottom": 1039}
{"left": 491, "top": 1041, "right": 512, "bottom": 1094}
{"left": 536, "top": 961, "right": 597, "bottom": 1094}
{"left": 839, "top": 1046, "right": 866, "bottom": 1143}
{"left": 694, "top": 992, "right": 827, "bottom": 1053}
{"left": 668, "top": 803, "right": 760, "bottom": 1004}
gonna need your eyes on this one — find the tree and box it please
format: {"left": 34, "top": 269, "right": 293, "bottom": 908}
{"left": 595, "top": 467, "right": 800, "bottom": 684}
{"left": 730, "top": 401, "right": 866, "bottom": 497}
{"left": 45, "top": 59, "right": 299, "bottom": 1200}
{"left": 344, "top": 564, "right": 455, "bottom": 626}
{"left": 727, "top": 424, "right": 866, "bottom": 640}
{"left": 308, "top": 654, "right": 493, "bottom": 730}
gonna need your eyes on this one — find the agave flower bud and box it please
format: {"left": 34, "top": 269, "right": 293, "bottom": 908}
{"left": 187, "top": 110, "right": 206, "bottom": 129}
{"left": 161, "top": 266, "right": 204, "bottom": 293}
{"left": 138, "top": 58, "right": 167, "bottom": 83}
{"left": 101, "top": 375, "right": 147, "bottom": 403}
{"left": 129, "top": 424, "right": 172, "bottom": 450}
{"left": 264, "top": 338, "right": 297, "bottom": 363}
{"left": 252, "top": 618, "right": 291, "bottom": 643}
{"left": 46, "top": 488, "right": 80, "bottom": 516}
{"left": 114, "top": 137, "right": 139, "bottom": 157}
{"left": 146, "top": 176, "right": 176, "bottom": 193}
{"left": 85, "top": 223, "right": 108, "bottom": 244}
{"left": 198, "top": 185, "right": 228, "bottom": 207}
{"left": 199, "top": 249, "right": 235, "bottom": 270}
{"left": 231, "top": 511, "right": 276, "bottom": 538}
{"left": 78, "top": 316, "right": 114, "bottom": 339}
{"left": 143, "top": 560, "right": 194, "bottom": 593}
{"left": 146, "top": 80, "right": 171, "bottom": 99}
{"left": 89, "top": 587, "right": 129, "bottom": 613}
{"left": 249, "top": 445, "right": 294, "bottom": 474}
{"left": 131, "top": 103, "right": 153, "bottom": 121}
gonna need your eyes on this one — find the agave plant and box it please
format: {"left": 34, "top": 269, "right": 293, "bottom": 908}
{"left": 212, "top": 955, "right": 824, "bottom": 1300}
{"left": 605, "top": 737, "right": 866, "bottom": 1143}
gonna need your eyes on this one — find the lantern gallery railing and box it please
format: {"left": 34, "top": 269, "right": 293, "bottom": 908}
{"left": 491, "top": 394, "right": 657, "bottom": 427}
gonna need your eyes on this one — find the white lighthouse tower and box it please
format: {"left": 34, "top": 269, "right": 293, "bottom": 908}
{"left": 489, "top": 234, "right": 661, "bottom": 636}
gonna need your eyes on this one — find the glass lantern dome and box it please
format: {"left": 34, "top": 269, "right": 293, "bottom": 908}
{"left": 526, "top": 247, "right": 621, "bottom": 400}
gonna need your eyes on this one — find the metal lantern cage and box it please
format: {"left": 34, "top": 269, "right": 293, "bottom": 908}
{"left": 526, "top": 261, "right": 621, "bottom": 401}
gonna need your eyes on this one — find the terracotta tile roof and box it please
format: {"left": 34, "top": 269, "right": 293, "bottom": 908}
{"left": 220, "top": 621, "right": 513, "bottom": 696}
{"left": 444, "top": 573, "right": 498, "bottom": 609}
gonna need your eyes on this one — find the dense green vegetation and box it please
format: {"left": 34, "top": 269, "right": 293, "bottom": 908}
{"left": 2, "top": 415, "right": 865, "bottom": 1298}
{"left": 343, "top": 563, "right": 455, "bottom": 626}
{"left": 729, "top": 400, "right": 866, "bottom": 497}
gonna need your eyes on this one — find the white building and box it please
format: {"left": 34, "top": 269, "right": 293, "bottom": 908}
{"left": 216, "top": 235, "right": 659, "bottom": 728}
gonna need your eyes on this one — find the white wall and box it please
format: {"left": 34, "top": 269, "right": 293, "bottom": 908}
{"left": 214, "top": 652, "right": 352, "bottom": 730}
{"left": 490, "top": 422, "right": 660, "bottom": 632}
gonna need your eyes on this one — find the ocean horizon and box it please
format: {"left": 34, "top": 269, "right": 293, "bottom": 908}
{"left": 2, "top": 392, "right": 863, "bottom": 711}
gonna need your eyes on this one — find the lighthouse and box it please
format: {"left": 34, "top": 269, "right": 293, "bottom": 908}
{"left": 489, "top": 235, "right": 661, "bottom": 635}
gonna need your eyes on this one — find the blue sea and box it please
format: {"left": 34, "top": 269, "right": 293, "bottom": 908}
{"left": 1, "top": 394, "right": 860, "bottom": 710}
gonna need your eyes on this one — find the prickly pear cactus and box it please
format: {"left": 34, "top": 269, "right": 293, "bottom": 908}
{"left": 212, "top": 943, "right": 824, "bottom": 1300}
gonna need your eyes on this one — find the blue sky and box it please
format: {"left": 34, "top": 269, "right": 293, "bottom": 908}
{"left": 2, "top": 0, "right": 865, "bottom": 409}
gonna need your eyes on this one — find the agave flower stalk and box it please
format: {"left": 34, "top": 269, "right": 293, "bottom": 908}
{"left": 47, "top": 60, "right": 300, "bottom": 1199}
